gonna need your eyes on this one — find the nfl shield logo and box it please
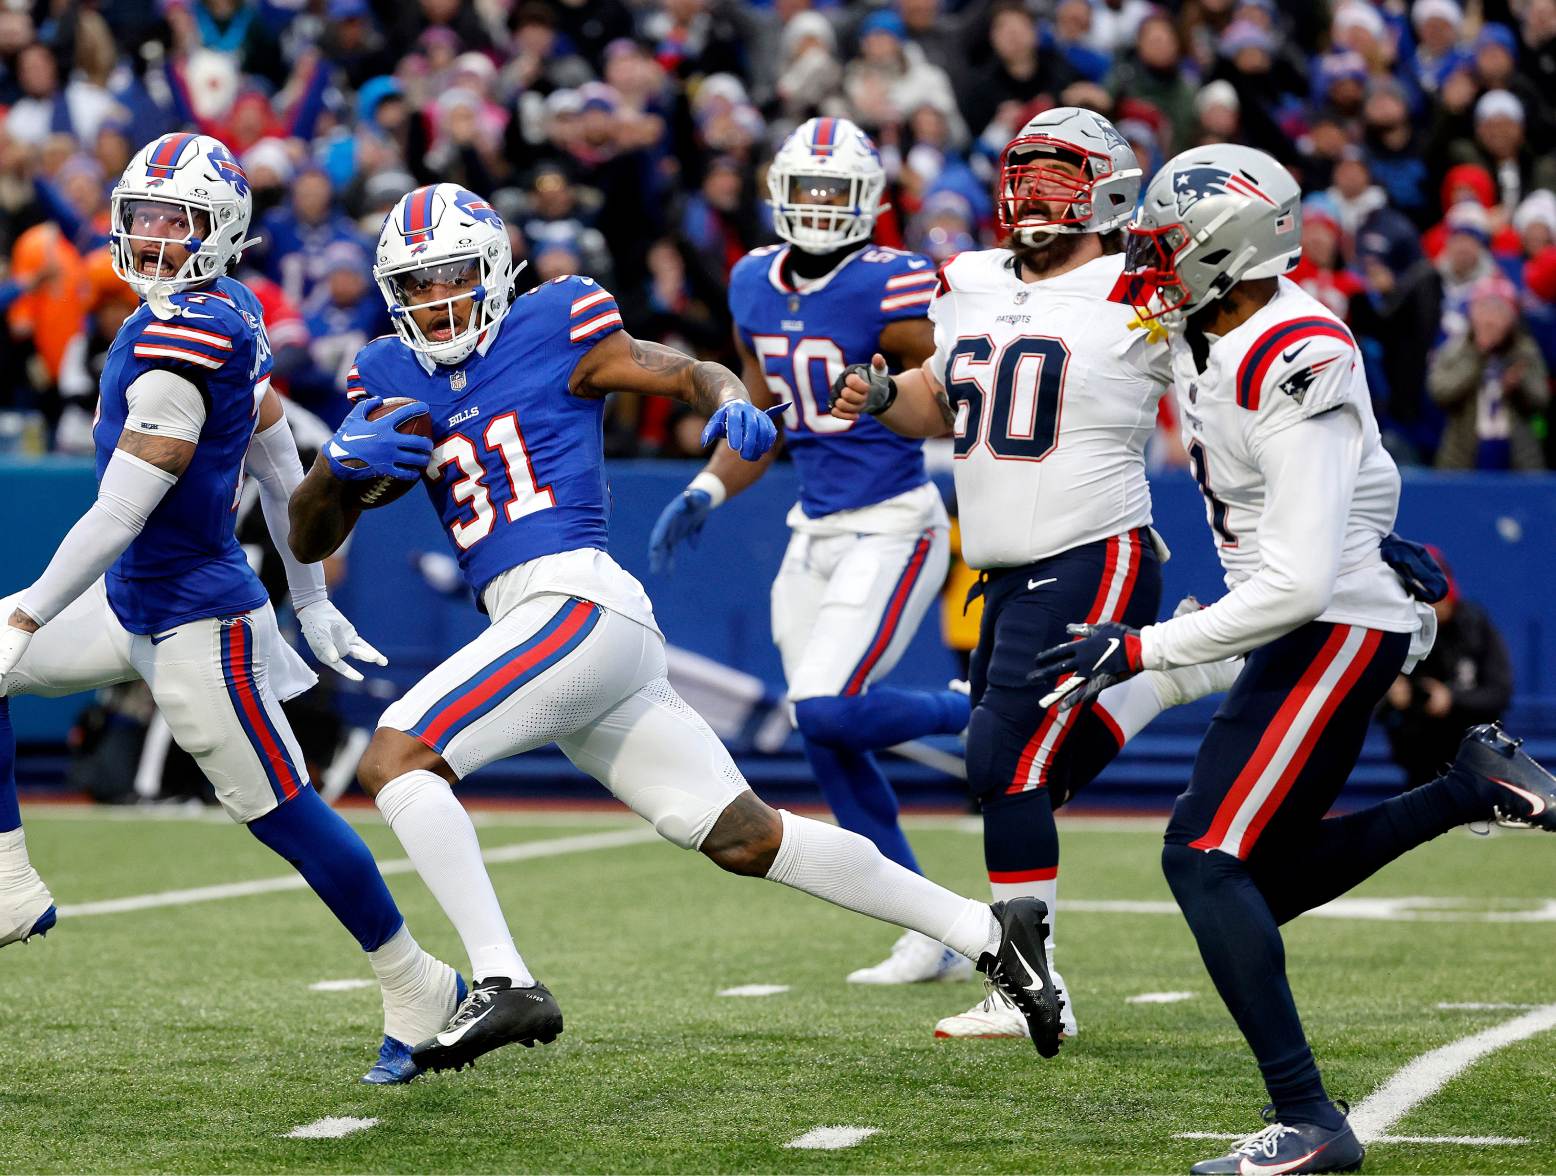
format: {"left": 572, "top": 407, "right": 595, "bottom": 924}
{"left": 451, "top": 369, "right": 467, "bottom": 391}
{"left": 1014, "top": 290, "right": 1029, "bottom": 305}
{"left": 788, "top": 295, "right": 801, "bottom": 313}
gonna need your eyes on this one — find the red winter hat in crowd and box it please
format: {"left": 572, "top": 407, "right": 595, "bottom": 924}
{"left": 1439, "top": 163, "right": 1496, "bottom": 210}
{"left": 1525, "top": 245, "right": 1556, "bottom": 303}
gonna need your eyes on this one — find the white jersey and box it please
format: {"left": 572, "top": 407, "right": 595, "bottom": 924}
{"left": 927, "top": 249, "right": 1170, "bottom": 569}
{"left": 1140, "top": 279, "right": 1423, "bottom": 671}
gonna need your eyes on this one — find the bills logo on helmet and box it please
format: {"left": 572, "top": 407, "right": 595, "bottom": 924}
{"left": 207, "top": 145, "right": 249, "bottom": 198}
{"left": 454, "top": 189, "right": 504, "bottom": 229}
{"left": 1172, "top": 165, "right": 1275, "bottom": 214}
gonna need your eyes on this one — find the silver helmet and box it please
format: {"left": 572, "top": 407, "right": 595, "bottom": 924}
{"left": 1116, "top": 144, "right": 1302, "bottom": 325}
{"left": 996, "top": 106, "right": 1142, "bottom": 242}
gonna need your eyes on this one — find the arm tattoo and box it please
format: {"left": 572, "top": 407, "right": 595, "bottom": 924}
{"left": 932, "top": 385, "right": 955, "bottom": 429}
{"left": 628, "top": 337, "right": 743, "bottom": 415}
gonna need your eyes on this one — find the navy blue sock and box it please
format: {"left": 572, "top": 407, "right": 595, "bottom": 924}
{"left": 800, "top": 738, "right": 920, "bottom": 872}
{"left": 1251, "top": 767, "right": 1491, "bottom": 924}
{"left": 793, "top": 688, "right": 969, "bottom": 753}
{"left": 1161, "top": 842, "right": 1342, "bottom": 1130}
{"left": 980, "top": 786, "right": 1059, "bottom": 890}
{"left": 248, "top": 786, "right": 404, "bottom": 952}
{"left": 0, "top": 698, "right": 19, "bottom": 834}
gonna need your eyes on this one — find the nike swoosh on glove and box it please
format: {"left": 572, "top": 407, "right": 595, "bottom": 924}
{"left": 0, "top": 624, "right": 33, "bottom": 695}
{"left": 648, "top": 489, "right": 713, "bottom": 575}
{"left": 1028, "top": 622, "right": 1143, "bottom": 709}
{"left": 701, "top": 402, "right": 786, "bottom": 462}
{"left": 325, "top": 396, "right": 434, "bottom": 483}
{"left": 298, "top": 600, "right": 389, "bottom": 682}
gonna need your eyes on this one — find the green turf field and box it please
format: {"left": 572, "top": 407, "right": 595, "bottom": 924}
{"left": 2, "top": 806, "right": 1552, "bottom": 1174}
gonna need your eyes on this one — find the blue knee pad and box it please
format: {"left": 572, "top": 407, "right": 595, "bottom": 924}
{"left": 793, "top": 688, "right": 968, "bottom": 753}
{"left": 248, "top": 786, "right": 403, "bottom": 952}
{"left": 0, "top": 698, "right": 18, "bottom": 833}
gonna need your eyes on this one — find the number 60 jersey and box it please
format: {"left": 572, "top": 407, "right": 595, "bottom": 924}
{"left": 929, "top": 250, "right": 1171, "bottom": 570}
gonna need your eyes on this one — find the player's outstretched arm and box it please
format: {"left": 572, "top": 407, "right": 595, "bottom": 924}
{"left": 0, "top": 422, "right": 194, "bottom": 681}
{"left": 649, "top": 329, "right": 786, "bottom": 574}
{"left": 569, "top": 330, "right": 783, "bottom": 462}
{"left": 828, "top": 353, "right": 954, "bottom": 438}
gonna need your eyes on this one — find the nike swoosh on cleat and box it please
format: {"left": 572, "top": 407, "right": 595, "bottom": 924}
{"left": 1489, "top": 777, "right": 1547, "bottom": 816}
{"left": 437, "top": 1005, "right": 495, "bottom": 1045}
{"left": 1010, "top": 943, "right": 1047, "bottom": 995}
{"left": 1027, "top": 577, "right": 1057, "bottom": 590}
{"left": 1238, "top": 1146, "right": 1322, "bottom": 1176}
{"left": 1091, "top": 638, "right": 1120, "bottom": 671}
{"left": 1280, "top": 342, "right": 1311, "bottom": 363}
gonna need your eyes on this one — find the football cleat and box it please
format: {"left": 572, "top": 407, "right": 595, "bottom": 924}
{"left": 0, "top": 869, "right": 56, "bottom": 949}
{"left": 974, "top": 898, "right": 1064, "bottom": 1057}
{"left": 411, "top": 977, "right": 563, "bottom": 1074}
{"left": 1189, "top": 1107, "right": 1363, "bottom": 1175}
{"left": 848, "top": 931, "right": 975, "bottom": 985}
{"left": 1453, "top": 722, "right": 1556, "bottom": 831}
{"left": 362, "top": 973, "right": 467, "bottom": 1085}
{"left": 934, "top": 964, "right": 1077, "bottom": 1038}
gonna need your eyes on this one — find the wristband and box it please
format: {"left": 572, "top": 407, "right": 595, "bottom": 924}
{"left": 688, "top": 471, "right": 728, "bottom": 508}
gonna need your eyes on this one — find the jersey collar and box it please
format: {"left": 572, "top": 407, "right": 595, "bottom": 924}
{"left": 410, "top": 311, "right": 504, "bottom": 376}
{"left": 766, "top": 245, "right": 864, "bottom": 297}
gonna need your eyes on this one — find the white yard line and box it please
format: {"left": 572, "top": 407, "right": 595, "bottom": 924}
{"left": 784, "top": 1126, "right": 880, "bottom": 1150}
{"left": 1348, "top": 1002, "right": 1556, "bottom": 1144}
{"left": 1175, "top": 1132, "right": 1528, "bottom": 1146}
{"left": 1127, "top": 991, "right": 1196, "bottom": 1004}
{"left": 284, "top": 1116, "right": 379, "bottom": 1140}
{"left": 718, "top": 984, "right": 790, "bottom": 997}
{"left": 57, "top": 828, "right": 659, "bottom": 919}
{"left": 308, "top": 979, "right": 375, "bottom": 992}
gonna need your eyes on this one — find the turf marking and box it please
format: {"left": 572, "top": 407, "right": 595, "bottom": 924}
{"left": 718, "top": 984, "right": 791, "bottom": 997}
{"left": 1347, "top": 1001, "right": 1556, "bottom": 1143}
{"left": 285, "top": 1116, "right": 380, "bottom": 1140}
{"left": 1127, "top": 991, "right": 1196, "bottom": 1004}
{"left": 1436, "top": 1001, "right": 1537, "bottom": 1010}
{"left": 1059, "top": 897, "right": 1556, "bottom": 923}
{"left": 308, "top": 979, "right": 375, "bottom": 992}
{"left": 57, "top": 828, "right": 660, "bottom": 919}
{"left": 785, "top": 1126, "right": 880, "bottom": 1150}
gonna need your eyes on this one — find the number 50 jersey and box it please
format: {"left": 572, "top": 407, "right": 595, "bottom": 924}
{"left": 930, "top": 250, "right": 1172, "bottom": 570}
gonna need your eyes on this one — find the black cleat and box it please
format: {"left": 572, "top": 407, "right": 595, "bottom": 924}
{"left": 1189, "top": 1106, "right": 1364, "bottom": 1175}
{"left": 1454, "top": 722, "right": 1556, "bottom": 831}
{"left": 410, "top": 977, "right": 563, "bottom": 1073}
{"left": 976, "top": 898, "right": 1064, "bottom": 1058}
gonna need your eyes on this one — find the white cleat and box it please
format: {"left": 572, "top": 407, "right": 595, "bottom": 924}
{"left": 934, "top": 964, "right": 1077, "bottom": 1038}
{"left": 0, "top": 868, "right": 56, "bottom": 949}
{"left": 848, "top": 930, "right": 975, "bottom": 985}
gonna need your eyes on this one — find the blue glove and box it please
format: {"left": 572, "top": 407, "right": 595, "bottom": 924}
{"left": 1027, "top": 621, "right": 1144, "bottom": 708}
{"left": 325, "top": 396, "right": 433, "bottom": 483}
{"left": 1380, "top": 532, "right": 1449, "bottom": 603}
{"left": 702, "top": 402, "right": 787, "bottom": 462}
{"left": 648, "top": 488, "right": 714, "bottom": 574}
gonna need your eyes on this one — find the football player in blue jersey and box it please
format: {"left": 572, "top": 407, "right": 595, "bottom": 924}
{"left": 0, "top": 133, "right": 464, "bottom": 1085}
{"left": 648, "top": 117, "right": 974, "bottom": 986}
{"left": 289, "top": 181, "right": 1073, "bottom": 1072}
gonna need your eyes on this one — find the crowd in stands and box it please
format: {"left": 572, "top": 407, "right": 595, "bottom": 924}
{"left": 1, "top": 0, "right": 1556, "bottom": 470}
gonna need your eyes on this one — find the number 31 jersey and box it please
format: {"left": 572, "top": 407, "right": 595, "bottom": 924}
{"left": 929, "top": 250, "right": 1171, "bottom": 570}
{"left": 728, "top": 244, "right": 937, "bottom": 520}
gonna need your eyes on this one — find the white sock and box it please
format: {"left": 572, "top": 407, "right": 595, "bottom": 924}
{"left": 1095, "top": 673, "right": 1168, "bottom": 743}
{"left": 990, "top": 875, "right": 1057, "bottom": 953}
{"left": 0, "top": 827, "right": 44, "bottom": 893}
{"left": 763, "top": 810, "right": 1000, "bottom": 961}
{"left": 368, "top": 922, "right": 462, "bottom": 1043}
{"left": 375, "top": 770, "right": 534, "bottom": 986}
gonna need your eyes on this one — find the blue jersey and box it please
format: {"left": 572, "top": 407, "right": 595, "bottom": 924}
{"left": 305, "top": 295, "right": 391, "bottom": 395}
{"left": 728, "top": 244, "right": 936, "bottom": 518}
{"left": 96, "top": 276, "right": 273, "bottom": 634}
{"left": 350, "top": 275, "right": 624, "bottom": 598}
{"left": 259, "top": 207, "right": 365, "bottom": 306}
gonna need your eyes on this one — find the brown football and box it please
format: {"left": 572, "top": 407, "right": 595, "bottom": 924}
{"left": 344, "top": 397, "right": 434, "bottom": 510}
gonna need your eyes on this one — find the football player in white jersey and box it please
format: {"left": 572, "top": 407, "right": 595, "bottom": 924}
{"left": 1033, "top": 143, "right": 1556, "bottom": 1174}
{"left": 831, "top": 108, "right": 1237, "bottom": 1043}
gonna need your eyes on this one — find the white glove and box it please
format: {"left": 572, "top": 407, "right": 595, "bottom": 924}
{"left": 297, "top": 600, "right": 387, "bottom": 683}
{"left": 0, "top": 624, "right": 34, "bottom": 696}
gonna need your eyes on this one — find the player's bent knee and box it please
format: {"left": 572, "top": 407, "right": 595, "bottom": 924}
{"left": 791, "top": 694, "right": 857, "bottom": 746}
{"left": 699, "top": 791, "right": 784, "bottom": 876}
{"left": 357, "top": 727, "right": 456, "bottom": 796}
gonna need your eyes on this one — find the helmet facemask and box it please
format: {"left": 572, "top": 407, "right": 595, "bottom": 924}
{"left": 768, "top": 168, "right": 880, "bottom": 252}
{"left": 379, "top": 248, "right": 510, "bottom": 365}
{"left": 998, "top": 136, "right": 1139, "bottom": 244}
{"left": 109, "top": 195, "right": 226, "bottom": 297}
{"left": 1117, "top": 206, "right": 1244, "bottom": 325}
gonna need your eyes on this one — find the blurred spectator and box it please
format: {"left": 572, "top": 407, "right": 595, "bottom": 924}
{"left": 1382, "top": 550, "right": 1511, "bottom": 789}
{"left": 1421, "top": 163, "right": 1522, "bottom": 259}
{"left": 56, "top": 249, "right": 136, "bottom": 453}
{"left": 1362, "top": 79, "right": 1431, "bottom": 225}
{"left": 1428, "top": 274, "right": 1550, "bottom": 470}
{"left": 844, "top": 9, "right": 964, "bottom": 145}
{"left": 1513, "top": 189, "right": 1556, "bottom": 258}
{"left": 1325, "top": 148, "right": 1387, "bottom": 240}
{"left": 957, "top": 1, "right": 1075, "bottom": 149}
{"left": 6, "top": 222, "right": 89, "bottom": 430}
{"left": 1447, "top": 90, "right": 1556, "bottom": 209}
{"left": 680, "top": 154, "right": 754, "bottom": 277}
{"left": 1109, "top": 12, "right": 1194, "bottom": 154}
{"left": 641, "top": 0, "right": 746, "bottom": 83}
{"left": 1351, "top": 209, "right": 1443, "bottom": 448}
{"left": 521, "top": 163, "right": 615, "bottom": 287}
{"left": 1194, "top": 80, "right": 1240, "bottom": 146}
{"left": 773, "top": 13, "right": 844, "bottom": 125}
{"left": 1409, "top": 0, "right": 1470, "bottom": 97}
{"left": 295, "top": 241, "right": 388, "bottom": 421}
{"left": 1435, "top": 202, "right": 1504, "bottom": 340}
{"left": 1052, "top": 0, "right": 1112, "bottom": 84}
{"left": 1289, "top": 196, "right": 1363, "bottom": 321}
{"left": 259, "top": 166, "right": 366, "bottom": 306}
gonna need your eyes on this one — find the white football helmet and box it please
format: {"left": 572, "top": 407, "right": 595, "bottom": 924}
{"left": 997, "top": 106, "right": 1142, "bottom": 242}
{"left": 109, "top": 131, "right": 258, "bottom": 299}
{"left": 767, "top": 116, "right": 886, "bottom": 252}
{"left": 1118, "top": 144, "right": 1302, "bottom": 325}
{"left": 374, "top": 183, "right": 522, "bottom": 365}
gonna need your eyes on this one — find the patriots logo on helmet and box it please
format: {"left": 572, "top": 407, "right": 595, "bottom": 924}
{"left": 207, "top": 146, "right": 249, "bottom": 198}
{"left": 1173, "top": 164, "right": 1274, "bottom": 214}
{"left": 1095, "top": 120, "right": 1129, "bottom": 152}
